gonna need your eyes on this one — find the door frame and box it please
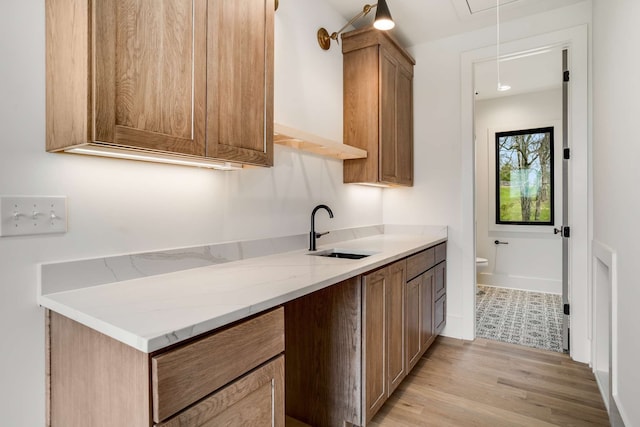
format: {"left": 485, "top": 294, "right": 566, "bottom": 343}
{"left": 460, "top": 25, "right": 590, "bottom": 363}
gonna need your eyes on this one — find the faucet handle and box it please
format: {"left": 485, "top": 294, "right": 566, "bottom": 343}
{"left": 315, "top": 231, "right": 330, "bottom": 238}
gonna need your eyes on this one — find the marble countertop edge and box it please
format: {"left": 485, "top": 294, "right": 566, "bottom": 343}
{"left": 39, "top": 231, "right": 447, "bottom": 353}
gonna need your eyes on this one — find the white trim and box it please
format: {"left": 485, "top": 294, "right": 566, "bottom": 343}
{"left": 461, "top": 24, "right": 590, "bottom": 362}
{"left": 592, "top": 239, "right": 623, "bottom": 421}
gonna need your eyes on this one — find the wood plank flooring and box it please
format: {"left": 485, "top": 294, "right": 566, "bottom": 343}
{"left": 370, "top": 337, "right": 609, "bottom": 427}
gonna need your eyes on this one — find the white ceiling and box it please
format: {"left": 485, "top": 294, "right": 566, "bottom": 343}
{"left": 321, "top": 0, "right": 586, "bottom": 47}
{"left": 474, "top": 48, "right": 563, "bottom": 100}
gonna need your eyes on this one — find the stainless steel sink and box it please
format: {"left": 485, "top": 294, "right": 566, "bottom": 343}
{"left": 309, "top": 249, "right": 377, "bottom": 259}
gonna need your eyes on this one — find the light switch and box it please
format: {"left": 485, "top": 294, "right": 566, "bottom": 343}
{"left": 0, "top": 196, "right": 67, "bottom": 237}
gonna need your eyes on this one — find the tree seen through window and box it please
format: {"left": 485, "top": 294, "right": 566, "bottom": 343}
{"left": 495, "top": 127, "right": 554, "bottom": 225}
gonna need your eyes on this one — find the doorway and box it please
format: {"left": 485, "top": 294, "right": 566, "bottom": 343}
{"left": 472, "top": 47, "right": 566, "bottom": 353}
{"left": 460, "top": 24, "right": 589, "bottom": 363}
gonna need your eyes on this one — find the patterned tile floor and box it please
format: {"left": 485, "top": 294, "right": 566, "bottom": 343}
{"left": 476, "top": 285, "right": 563, "bottom": 352}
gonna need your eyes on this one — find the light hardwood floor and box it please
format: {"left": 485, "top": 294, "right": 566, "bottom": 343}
{"left": 370, "top": 337, "right": 610, "bottom": 426}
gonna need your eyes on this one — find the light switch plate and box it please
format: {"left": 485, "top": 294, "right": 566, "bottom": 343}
{"left": 0, "top": 196, "right": 67, "bottom": 237}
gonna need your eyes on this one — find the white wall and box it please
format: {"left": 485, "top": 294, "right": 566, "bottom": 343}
{"left": 383, "top": 2, "right": 592, "bottom": 340}
{"left": 475, "top": 89, "right": 563, "bottom": 294}
{"left": 0, "top": 1, "right": 382, "bottom": 424}
{"left": 592, "top": 0, "right": 640, "bottom": 424}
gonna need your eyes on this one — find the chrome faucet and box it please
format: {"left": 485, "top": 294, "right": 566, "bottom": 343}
{"left": 309, "top": 204, "right": 334, "bottom": 251}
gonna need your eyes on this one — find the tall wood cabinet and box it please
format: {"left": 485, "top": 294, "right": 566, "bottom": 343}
{"left": 342, "top": 27, "right": 415, "bottom": 186}
{"left": 46, "top": 0, "right": 273, "bottom": 167}
{"left": 362, "top": 260, "right": 406, "bottom": 422}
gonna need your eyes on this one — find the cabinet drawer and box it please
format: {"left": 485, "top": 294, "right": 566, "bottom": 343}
{"left": 435, "top": 295, "right": 446, "bottom": 335}
{"left": 152, "top": 307, "right": 284, "bottom": 423}
{"left": 435, "top": 242, "right": 446, "bottom": 264}
{"left": 406, "top": 247, "right": 435, "bottom": 281}
{"left": 157, "top": 355, "right": 285, "bottom": 427}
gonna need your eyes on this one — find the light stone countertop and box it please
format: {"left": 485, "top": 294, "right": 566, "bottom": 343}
{"left": 38, "top": 230, "right": 446, "bottom": 353}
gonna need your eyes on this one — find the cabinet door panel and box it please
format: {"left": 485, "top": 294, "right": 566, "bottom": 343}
{"left": 405, "top": 276, "right": 422, "bottom": 371}
{"left": 435, "top": 295, "right": 446, "bottom": 335}
{"left": 396, "top": 64, "right": 413, "bottom": 185}
{"left": 380, "top": 49, "right": 398, "bottom": 184}
{"left": 363, "top": 269, "right": 387, "bottom": 421}
{"left": 386, "top": 261, "right": 406, "bottom": 395}
{"left": 421, "top": 270, "right": 435, "bottom": 351}
{"left": 435, "top": 262, "right": 446, "bottom": 300}
{"left": 94, "top": 0, "right": 206, "bottom": 156}
{"left": 207, "top": 0, "right": 274, "bottom": 166}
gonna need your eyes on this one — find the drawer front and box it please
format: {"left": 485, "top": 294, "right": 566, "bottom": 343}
{"left": 157, "top": 355, "right": 285, "bottom": 427}
{"left": 435, "top": 242, "right": 446, "bottom": 264}
{"left": 152, "top": 307, "right": 284, "bottom": 423}
{"left": 434, "top": 295, "right": 446, "bottom": 335}
{"left": 406, "top": 247, "right": 435, "bottom": 281}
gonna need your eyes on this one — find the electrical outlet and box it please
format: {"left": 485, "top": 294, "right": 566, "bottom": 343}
{"left": 0, "top": 196, "right": 67, "bottom": 237}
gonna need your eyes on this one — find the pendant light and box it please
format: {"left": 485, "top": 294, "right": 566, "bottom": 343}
{"left": 496, "top": 0, "right": 511, "bottom": 92}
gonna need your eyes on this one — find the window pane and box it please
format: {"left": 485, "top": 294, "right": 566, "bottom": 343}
{"left": 495, "top": 127, "right": 554, "bottom": 225}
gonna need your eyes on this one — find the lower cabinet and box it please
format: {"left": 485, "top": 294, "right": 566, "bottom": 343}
{"left": 362, "top": 260, "right": 406, "bottom": 422}
{"left": 285, "top": 242, "right": 446, "bottom": 427}
{"left": 48, "top": 307, "right": 285, "bottom": 427}
{"left": 405, "top": 268, "right": 435, "bottom": 372}
{"left": 405, "top": 243, "right": 447, "bottom": 372}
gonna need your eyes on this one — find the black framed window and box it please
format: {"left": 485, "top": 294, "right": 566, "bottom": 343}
{"left": 495, "top": 127, "right": 554, "bottom": 225}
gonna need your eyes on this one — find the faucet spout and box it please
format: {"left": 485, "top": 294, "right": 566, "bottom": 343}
{"left": 310, "top": 204, "right": 334, "bottom": 251}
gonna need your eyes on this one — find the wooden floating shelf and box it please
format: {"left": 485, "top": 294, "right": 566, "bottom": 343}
{"left": 274, "top": 123, "right": 367, "bottom": 160}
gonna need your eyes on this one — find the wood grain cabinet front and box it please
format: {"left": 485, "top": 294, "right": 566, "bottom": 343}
{"left": 362, "top": 259, "right": 406, "bottom": 423}
{"left": 342, "top": 27, "right": 415, "bottom": 186}
{"left": 46, "top": 0, "right": 273, "bottom": 167}
{"left": 403, "top": 243, "right": 446, "bottom": 377}
{"left": 47, "top": 307, "right": 285, "bottom": 427}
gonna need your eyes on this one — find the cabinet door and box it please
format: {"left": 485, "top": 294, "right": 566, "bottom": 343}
{"left": 94, "top": 0, "right": 207, "bottom": 156}
{"left": 435, "top": 295, "right": 447, "bottom": 335}
{"left": 206, "top": 0, "right": 274, "bottom": 166}
{"left": 421, "top": 269, "right": 435, "bottom": 350}
{"left": 157, "top": 356, "right": 284, "bottom": 427}
{"left": 380, "top": 48, "right": 413, "bottom": 186}
{"left": 386, "top": 261, "right": 406, "bottom": 396}
{"left": 396, "top": 63, "right": 413, "bottom": 186}
{"left": 435, "top": 262, "right": 446, "bottom": 300}
{"left": 405, "top": 276, "right": 422, "bottom": 372}
{"left": 380, "top": 48, "right": 398, "bottom": 184}
{"left": 362, "top": 268, "right": 387, "bottom": 422}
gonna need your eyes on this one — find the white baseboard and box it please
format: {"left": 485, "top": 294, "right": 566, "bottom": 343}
{"left": 477, "top": 272, "right": 562, "bottom": 294}
{"left": 594, "top": 370, "right": 609, "bottom": 411}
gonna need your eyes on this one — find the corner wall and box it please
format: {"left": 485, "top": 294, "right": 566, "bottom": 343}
{"left": 592, "top": 0, "right": 640, "bottom": 424}
{"left": 0, "top": 1, "right": 382, "bottom": 424}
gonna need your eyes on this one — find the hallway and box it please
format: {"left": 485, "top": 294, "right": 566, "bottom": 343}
{"left": 371, "top": 337, "right": 609, "bottom": 426}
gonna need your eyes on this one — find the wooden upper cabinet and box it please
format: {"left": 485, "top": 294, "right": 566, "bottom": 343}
{"left": 93, "top": 0, "right": 207, "bottom": 156}
{"left": 342, "top": 27, "right": 415, "bottom": 186}
{"left": 206, "top": 0, "right": 274, "bottom": 166}
{"left": 46, "top": 0, "right": 274, "bottom": 167}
